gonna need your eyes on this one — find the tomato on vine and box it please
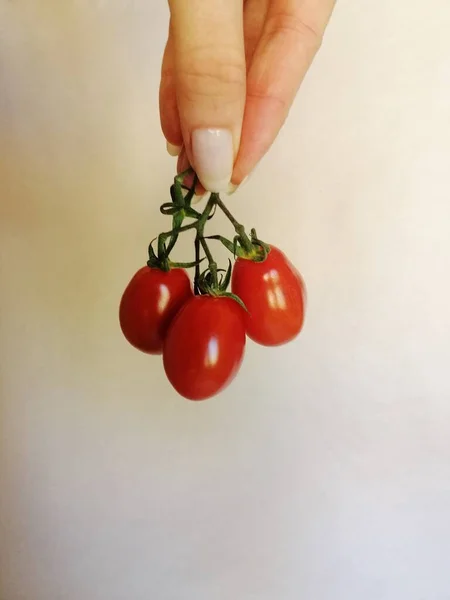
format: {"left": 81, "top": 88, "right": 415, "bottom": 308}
{"left": 120, "top": 168, "right": 308, "bottom": 400}
{"left": 119, "top": 266, "right": 193, "bottom": 354}
{"left": 231, "top": 245, "right": 306, "bottom": 346}
{"left": 163, "top": 295, "right": 246, "bottom": 400}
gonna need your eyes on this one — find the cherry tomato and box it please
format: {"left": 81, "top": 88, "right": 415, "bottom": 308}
{"left": 163, "top": 296, "right": 246, "bottom": 400}
{"left": 119, "top": 266, "right": 193, "bottom": 354}
{"left": 231, "top": 245, "right": 305, "bottom": 346}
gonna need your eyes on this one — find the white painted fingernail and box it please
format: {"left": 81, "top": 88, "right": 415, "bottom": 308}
{"left": 191, "top": 129, "right": 233, "bottom": 193}
{"left": 191, "top": 193, "right": 207, "bottom": 205}
{"left": 166, "top": 142, "right": 182, "bottom": 157}
{"left": 227, "top": 175, "right": 249, "bottom": 195}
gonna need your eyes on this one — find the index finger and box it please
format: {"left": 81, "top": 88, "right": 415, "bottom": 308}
{"left": 168, "top": 0, "right": 246, "bottom": 192}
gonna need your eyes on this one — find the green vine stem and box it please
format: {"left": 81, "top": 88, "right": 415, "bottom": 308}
{"left": 156, "top": 191, "right": 218, "bottom": 289}
{"left": 157, "top": 222, "right": 198, "bottom": 262}
{"left": 194, "top": 237, "right": 201, "bottom": 295}
{"left": 214, "top": 195, "right": 253, "bottom": 253}
{"left": 153, "top": 171, "right": 259, "bottom": 296}
{"left": 195, "top": 194, "right": 218, "bottom": 289}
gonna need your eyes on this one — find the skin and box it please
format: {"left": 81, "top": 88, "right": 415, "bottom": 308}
{"left": 160, "top": 0, "right": 336, "bottom": 188}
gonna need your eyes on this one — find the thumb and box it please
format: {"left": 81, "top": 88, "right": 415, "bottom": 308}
{"left": 168, "top": 0, "right": 246, "bottom": 192}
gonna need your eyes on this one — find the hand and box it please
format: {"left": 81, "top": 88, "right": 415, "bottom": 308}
{"left": 160, "top": 0, "right": 335, "bottom": 193}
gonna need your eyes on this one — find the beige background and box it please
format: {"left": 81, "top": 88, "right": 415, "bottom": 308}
{"left": 1, "top": 1, "right": 450, "bottom": 599}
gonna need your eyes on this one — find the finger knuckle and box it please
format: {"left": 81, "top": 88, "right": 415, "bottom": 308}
{"left": 178, "top": 45, "right": 246, "bottom": 102}
{"left": 247, "top": 86, "right": 288, "bottom": 112}
{"left": 265, "top": 12, "right": 323, "bottom": 52}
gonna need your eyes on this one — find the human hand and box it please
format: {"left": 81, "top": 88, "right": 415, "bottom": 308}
{"left": 160, "top": 0, "right": 335, "bottom": 193}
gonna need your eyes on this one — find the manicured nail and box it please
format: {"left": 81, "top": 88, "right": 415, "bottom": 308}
{"left": 191, "top": 193, "right": 207, "bottom": 205}
{"left": 227, "top": 175, "right": 249, "bottom": 195}
{"left": 166, "top": 141, "right": 182, "bottom": 157}
{"left": 191, "top": 129, "right": 233, "bottom": 193}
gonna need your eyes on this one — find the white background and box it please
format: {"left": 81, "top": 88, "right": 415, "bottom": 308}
{"left": 1, "top": 1, "right": 450, "bottom": 599}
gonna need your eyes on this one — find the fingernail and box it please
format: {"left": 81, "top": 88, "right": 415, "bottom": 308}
{"left": 227, "top": 175, "right": 249, "bottom": 195}
{"left": 191, "top": 193, "right": 207, "bottom": 205}
{"left": 191, "top": 129, "right": 233, "bottom": 193}
{"left": 166, "top": 141, "right": 182, "bottom": 157}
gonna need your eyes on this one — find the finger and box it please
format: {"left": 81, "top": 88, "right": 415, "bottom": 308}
{"left": 243, "top": 0, "right": 269, "bottom": 69}
{"left": 168, "top": 0, "right": 246, "bottom": 193}
{"left": 159, "top": 25, "right": 183, "bottom": 152}
{"left": 233, "top": 0, "right": 335, "bottom": 184}
{"left": 176, "top": 148, "right": 189, "bottom": 174}
{"left": 177, "top": 149, "right": 206, "bottom": 197}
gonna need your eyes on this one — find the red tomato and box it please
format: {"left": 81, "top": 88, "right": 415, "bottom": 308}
{"left": 231, "top": 245, "right": 305, "bottom": 346}
{"left": 119, "top": 266, "right": 192, "bottom": 354}
{"left": 163, "top": 296, "right": 246, "bottom": 400}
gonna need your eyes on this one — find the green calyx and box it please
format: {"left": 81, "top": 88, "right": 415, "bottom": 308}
{"left": 147, "top": 239, "right": 205, "bottom": 272}
{"left": 197, "top": 260, "right": 247, "bottom": 311}
{"left": 205, "top": 228, "right": 270, "bottom": 262}
{"left": 247, "top": 228, "right": 271, "bottom": 262}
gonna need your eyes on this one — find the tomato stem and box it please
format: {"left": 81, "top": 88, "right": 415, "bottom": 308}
{"left": 195, "top": 193, "right": 219, "bottom": 288}
{"left": 174, "top": 168, "right": 194, "bottom": 187}
{"left": 158, "top": 222, "right": 197, "bottom": 251}
{"left": 214, "top": 196, "right": 253, "bottom": 253}
{"left": 194, "top": 237, "right": 201, "bottom": 295}
{"left": 154, "top": 172, "right": 256, "bottom": 294}
{"left": 200, "top": 237, "right": 218, "bottom": 286}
